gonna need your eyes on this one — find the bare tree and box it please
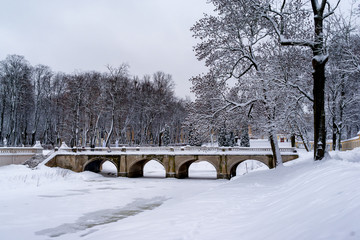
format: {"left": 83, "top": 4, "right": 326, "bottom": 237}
{"left": 31, "top": 65, "right": 53, "bottom": 145}
{"left": 0, "top": 55, "right": 188, "bottom": 148}
{"left": 0, "top": 55, "right": 32, "bottom": 146}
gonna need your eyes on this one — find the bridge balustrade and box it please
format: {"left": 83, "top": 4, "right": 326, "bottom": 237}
{"left": 0, "top": 147, "right": 43, "bottom": 154}
{"left": 59, "top": 146, "right": 296, "bottom": 153}
{"left": 0, "top": 147, "right": 43, "bottom": 167}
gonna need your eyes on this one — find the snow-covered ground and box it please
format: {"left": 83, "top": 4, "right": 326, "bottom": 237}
{"left": 0, "top": 146, "right": 359, "bottom": 240}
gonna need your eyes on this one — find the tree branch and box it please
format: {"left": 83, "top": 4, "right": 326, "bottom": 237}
{"left": 261, "top": 14, "right": 315, "bottom": 49}
{"left": 287, "top": 82, "right": 314, "bottom": 102}
{"left": 323, "top": 0, "right": 341, "bottom": 19}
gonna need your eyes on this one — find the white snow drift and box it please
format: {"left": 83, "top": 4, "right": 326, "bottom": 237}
{"left": 0, "top": 148, "right": 359, "bottom": 240}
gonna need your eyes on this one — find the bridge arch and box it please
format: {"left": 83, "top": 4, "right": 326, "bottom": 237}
{"left": 128, "top": 157, "right": 165, "bottom": 178}
{"left": 228, "top": 158, "right": 270, "bottom": 178}
{"left": 83, "top": 157, "right": 119, "bottom": 176}
{"left": 176, "top": 158, "right": 219, "bottom": 179}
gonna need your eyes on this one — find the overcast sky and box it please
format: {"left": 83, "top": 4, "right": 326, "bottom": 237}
{"left": 0, "top": 1, "right": 354, "bottom": 99}
{"left": 0, "top": 0, "right": 215, "bottom": 99}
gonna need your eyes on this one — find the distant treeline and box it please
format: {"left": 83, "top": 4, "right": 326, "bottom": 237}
{"left": 0, "top": 54, "right": 188, "bottom": 147}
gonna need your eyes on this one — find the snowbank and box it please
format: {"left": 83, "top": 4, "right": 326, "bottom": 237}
{"left": 0, "top": 148, "right": 359, "bottom": 240}
{"left": 82, "top": 150, "right": 360, "bottom": 240}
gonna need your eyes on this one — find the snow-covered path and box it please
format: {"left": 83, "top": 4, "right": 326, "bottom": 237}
{"left": 0, "top": 149, "right": 360, "bottom": 240}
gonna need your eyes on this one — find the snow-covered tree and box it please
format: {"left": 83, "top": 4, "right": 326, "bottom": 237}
{"left": 188, "top": 123, "right": 202, "bottom": 146}
{"left": 30, "top": 65, "right": 53, "bottom": 146}
{"left": 326, "top": 10, "right": 360, "bottom": 150}
{"left": 217, "top": 125, "right": 228, "bottom": 147}
{"left": 192, "top": 0, "right": 342, "bottom": 161}
{"left": 161, "top": 125, "right": 170, "bottom": 146}
{"left": 0, "top": 54, "right": 188, "bottom": 147}
{"left": 0, "top": 55, "right": 32, "bottom": 146}
{"left": 240, "top": 124, "right": 250, "bottom": 147}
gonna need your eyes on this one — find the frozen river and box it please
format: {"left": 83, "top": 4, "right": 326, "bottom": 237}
{"left": 0, "top": 161, "right": 228, "bottom": 240}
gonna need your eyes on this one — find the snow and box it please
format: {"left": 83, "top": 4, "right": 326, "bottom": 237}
{"left": 0, "top": 147, "right": 360, "bottom": 240}
{"left": 313, "top": 54, "right": 329, "bottom": 64}
{"left": 189, "top": 161, "right": 217, "bottom": 178}
{"left": 250, "top": 138, "right": 292, "bottom": 148}
{"left": 235, "top": 159, "right": 269, "bottom": 175}
{"left": 33, "top": 141, "right": 42, "bottom": 148}
{"left": 143, "top": 160, "right": 166, "bottom": 178}
{"left": 343, "top": 135, "right": 360, "bottom": 141}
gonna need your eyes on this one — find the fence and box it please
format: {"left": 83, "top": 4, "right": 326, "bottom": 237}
{"left": 341, "top": 132, "right": 360, "bottom": 151}
{"left": 296, "top": 131, "right": 360, "bottom": 151}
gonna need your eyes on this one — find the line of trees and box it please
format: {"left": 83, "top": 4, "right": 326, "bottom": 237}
{"left": 0, "top": 55, "right": 187, "bottom": 148}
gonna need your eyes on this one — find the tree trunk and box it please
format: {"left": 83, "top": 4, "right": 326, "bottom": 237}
{"left": 105, "top": 113, "right": 114, "bottom": 147}
{"left": 0, "top": 94, "right": 5, "bottom": 143}
{"left": 291, "top": 135, "right": 295, "bottom": 148}
{"left": 90, "top": 114, "right": 101, "bottom": 148}
{"left": 105, "top": 96, "right": 115, "bottom": 148}
{"left": 332, "top": 121, "right": 337, "bottom": 151}
{"left": 312, "top": 60, "right": 327, "bottom": 160}
{"left": 73, "top": 92, "right": 81, "bottom": 147}
{"left": 31, "top": 131, "right": 37, "bottom": 147}
{"left": 300, "top": 134, "right": 310, "bottom": 152}
{"left": 269, "top": 131, "right": 283, "bottom": 167}
{"left": 312, "top": 10, "right": 327, "bottom": 160}
{"left": 158, "top": 132, "right": 163, "bottom": 146}
{"left": 337, "top": 81, "right": 345, "bottom": 151}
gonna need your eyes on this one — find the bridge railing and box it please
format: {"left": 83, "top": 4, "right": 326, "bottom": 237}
{"left": 58, "top": 146, "right": 297, "bottom": 153}
{"left": 0, "top": 147, "right": 43, "bottom": 155}
{"left": 0, "top": 147, "right": 44, "bottom": 167}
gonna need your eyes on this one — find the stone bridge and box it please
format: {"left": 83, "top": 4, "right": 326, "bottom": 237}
{"left": 45, "top": 146, "right": 299, "bottom": 179}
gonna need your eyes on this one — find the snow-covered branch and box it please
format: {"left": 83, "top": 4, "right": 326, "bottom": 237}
{"left": 261, "top": 14, "right": 315, "bottom": 50}
{"left": 323, "top": 0, "right": 341, "bottom": 19}
{"left": 226, "top": 98, "right": 260, "bottom": 112}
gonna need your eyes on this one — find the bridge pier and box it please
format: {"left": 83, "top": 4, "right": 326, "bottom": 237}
{"left": 166, "top": 155, "right": 176, "bottom": 178}
{"left": 128, "top": 171, "right": 143, "bottom": 178}
{"left": 218, "top": 155, "right": 229, "bottom": 179}
{"left": 166, "top": 172, "right": 176, "bottom": 178}
{"left": 118, "top": 172, "right": 128, "bottom": 177}
{"left": 217, "top": 173, "right": 230, "bottom": 180}
{"left": 118, "top": 155, "right": 128, "bottom": 177}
